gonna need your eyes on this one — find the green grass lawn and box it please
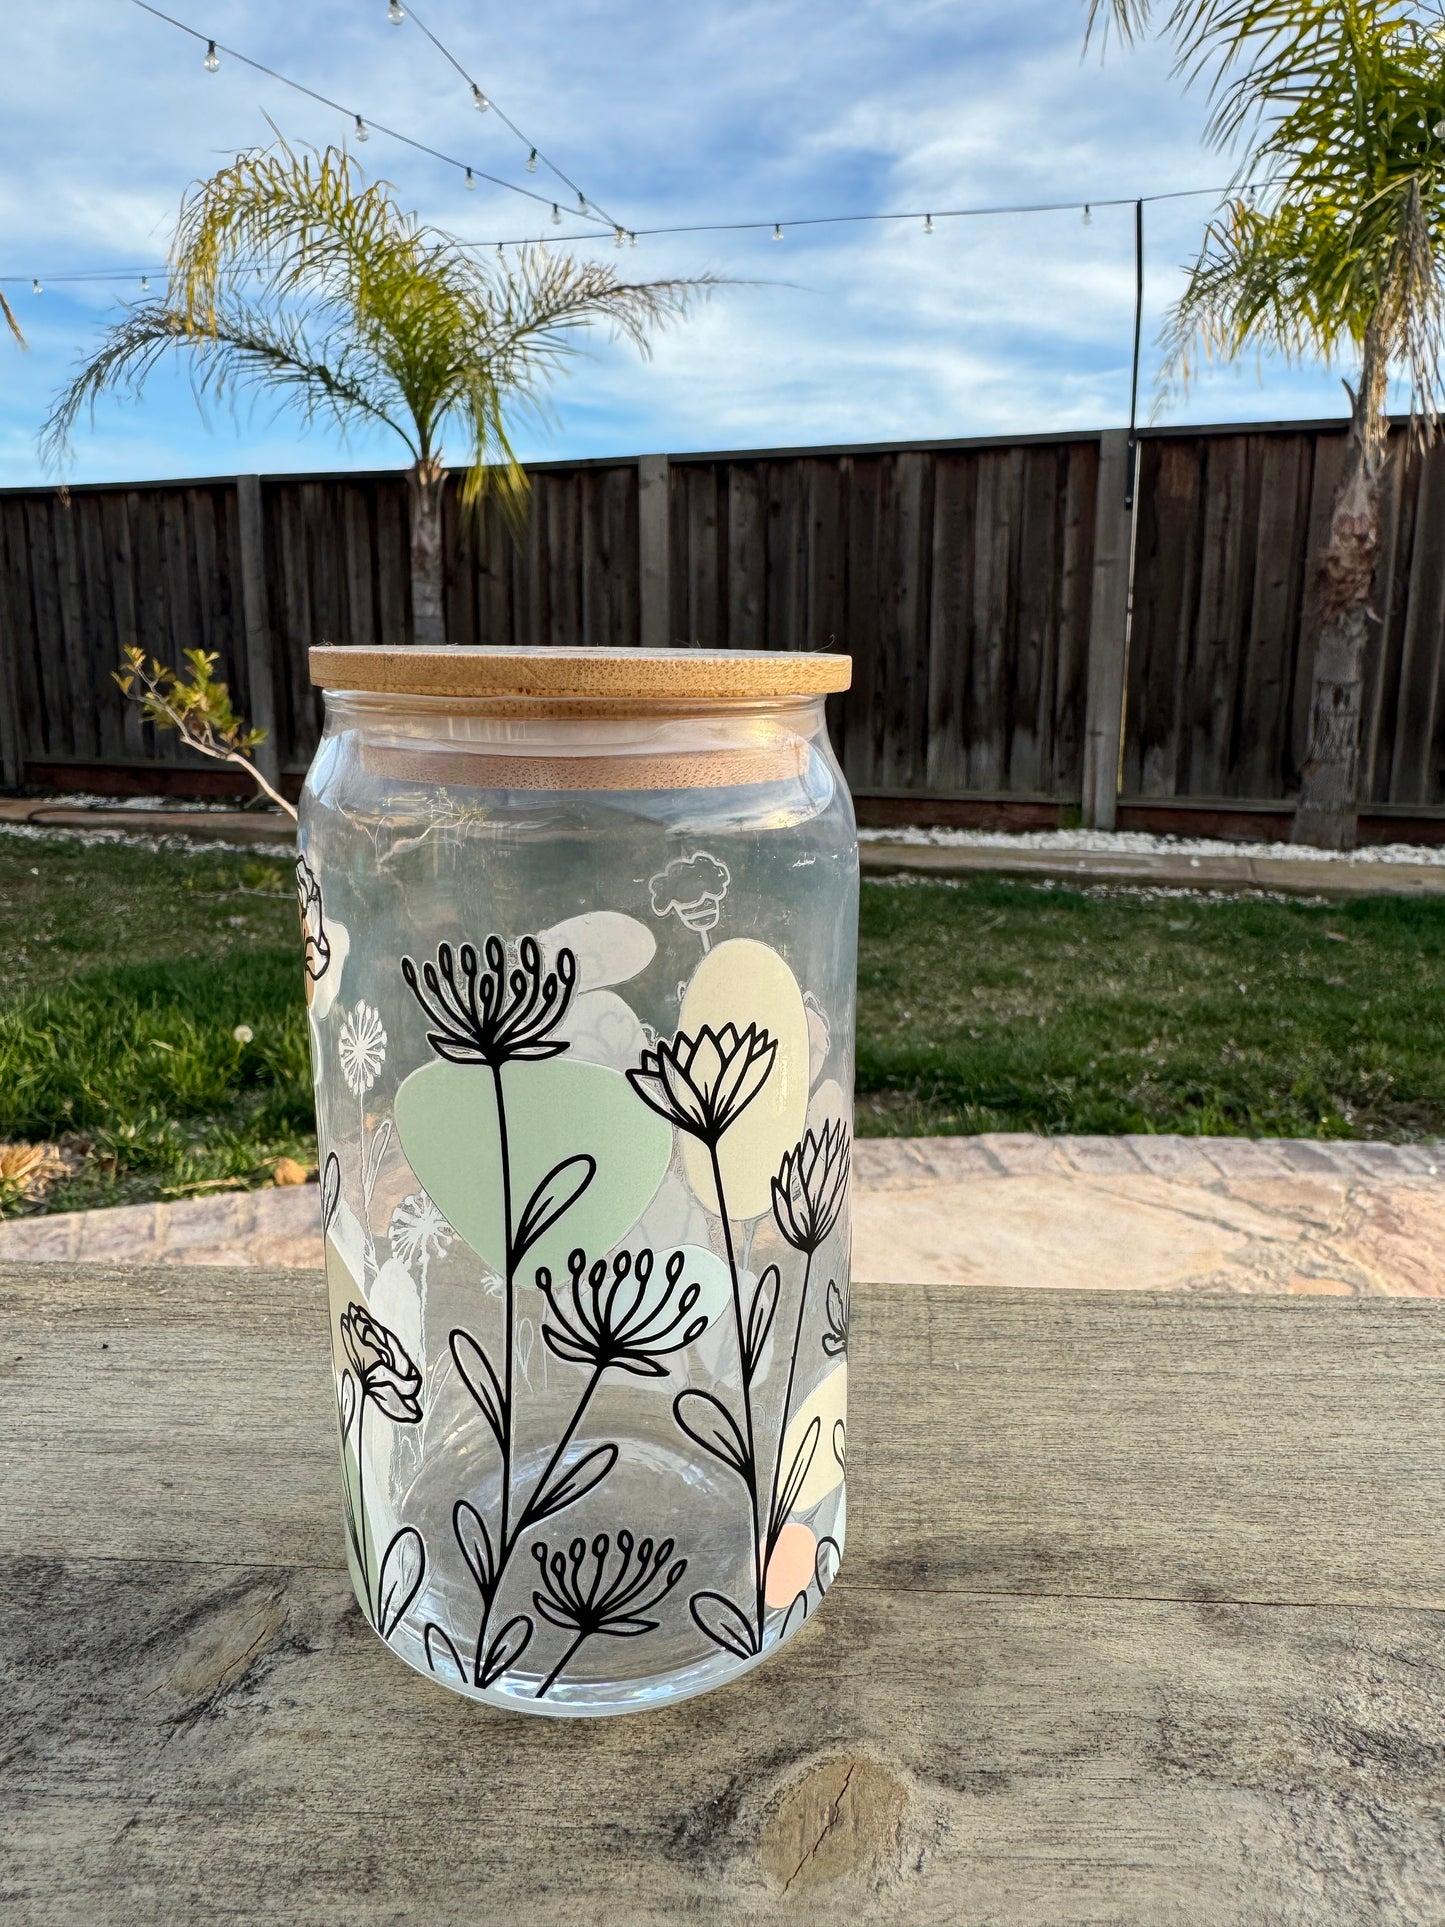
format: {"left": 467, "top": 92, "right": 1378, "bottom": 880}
{"left": 2, "top": 834, "right": 1443, "bottom": 1216}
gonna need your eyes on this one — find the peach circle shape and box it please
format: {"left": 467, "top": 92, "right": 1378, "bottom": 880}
{"left": 765, "top": 1520, "right": 818, "bottom": 1610}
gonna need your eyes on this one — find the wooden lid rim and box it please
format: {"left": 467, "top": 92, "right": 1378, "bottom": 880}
{"left": 309, "top": 645, "right": 852, "bottom": 701}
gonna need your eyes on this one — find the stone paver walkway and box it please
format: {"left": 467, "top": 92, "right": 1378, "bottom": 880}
{"left": 3, "top": 1135, "right": 1441, "bottom": 1296}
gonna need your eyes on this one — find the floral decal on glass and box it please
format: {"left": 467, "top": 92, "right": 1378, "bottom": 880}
{"left": 647, "top": 851, "right": 730, "bottom": 952}
{"left": 309, "top": 900, "right": 850, "bottom": 1704}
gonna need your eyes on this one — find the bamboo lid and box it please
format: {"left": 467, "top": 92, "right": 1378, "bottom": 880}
{"left": 309, "top": 645, "right": 852, "bottom": 704}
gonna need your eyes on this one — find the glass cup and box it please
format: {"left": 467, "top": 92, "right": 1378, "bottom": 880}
{"left": 299, "top": 646, "right": 857, "bottom": 1715}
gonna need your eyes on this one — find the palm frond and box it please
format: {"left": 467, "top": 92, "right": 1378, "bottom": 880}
{"left": 0, "top": 289, "right": 24, "bottom": 350}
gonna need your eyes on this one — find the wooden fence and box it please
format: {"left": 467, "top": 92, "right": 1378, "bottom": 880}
{"left": 2, "top": 422, "right": 1443, "bottom": 827}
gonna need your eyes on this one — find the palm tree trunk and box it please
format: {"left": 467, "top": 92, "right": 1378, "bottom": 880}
{"left": 1292, "top": 327, "right": 1389, "bottom": 851}
{"left": 407, "top": 457, "right": 447, "bottom": 648}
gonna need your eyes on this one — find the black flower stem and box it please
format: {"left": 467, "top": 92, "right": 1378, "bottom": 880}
{"left": 709, "top": 1141, "right": 766, "bottom": 1647}
{"left": 492, "top": 1062, "right": 517, "bottom": 1573}
{"left": 763, "top": 1247, "right": 815, "bottom": 1578}
{"left": 536, "top": 1629, "right": 589, "bottom": 1700}
{"left": 510, "top": 1363, "right": 607, "bottom": 1550}
{"left": 355, "top": 1397, "right": 372, "bottom": 1620}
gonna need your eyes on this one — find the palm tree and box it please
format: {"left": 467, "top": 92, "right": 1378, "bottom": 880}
{"left": 1089, "top": 1, "right": 1445, "bottom": 848}
{"left": 44, "top": 140, "right": 711, "bottom": 647}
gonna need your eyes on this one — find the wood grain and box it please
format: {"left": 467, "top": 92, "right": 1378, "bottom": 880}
{"left": 2, "top": 1265, "right": 1443, "bottom": 1924}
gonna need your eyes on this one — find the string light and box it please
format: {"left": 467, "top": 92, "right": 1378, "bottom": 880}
{"left": 354, "top": 114, "right": 369, "bottom": 143}
{"left": 31, "top": 279, "right": 40, "bottom": 294}
{"left": 614, "top": 226, "right": 625, "bottom": 247}
{"left": 129, "top": 1, "right": 612, "bottom": 230}
{"left": 387, "top": 0, "right": 405, "bottom": 21}
{"left": 464, "top": 167, "right": 475, "bottom": 190}
{"left": 1, "top": 184, "right": 1261, "bottom": 292}
{"left": 924, "top": 213, "right": 934, "bottom": 234}
{"left": 390, "top": 0, "right": 626, "bottom": 232}
{"left": 140, "top": 274, "right": 150, "bottom": 291}
{"left": 1083, "top": 203, "right": 1092, "bottom": 225}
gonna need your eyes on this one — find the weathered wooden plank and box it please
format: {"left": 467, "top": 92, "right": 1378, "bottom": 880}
{"left": 1184, "top": 434, "right": 1252, "bottom": 796}
{"left": 1051, "top": 439, "right": 1096, "bottom": 800}
{"left": 1388, "top": 437, "right": 1445, "bottom": 806}
{"left": 1361, "top": 430, "right": 1411, "bottom": 800}
{"left": 1290, "top": 429, "right": 1348, "bottom": 786}
{"left": 0, "top": 500, "right": 25, "bottom": 784}
{"left": 726, "top": 463, "right": 766, "bottom": 651}
{"left": 2, "top": 1267, "right": 1443, "bottom": 1927}
{"left": 1125, "top": 438, "right": 1202, "bottom": 797}
{"left": 1081, "top": 432, "right": 1131, "bottom": 824}
{"left": 922, "top": 452, "right": 976, "bottom": 792}
{"left": 966, "top": 448, "right": 1021, "bottom": 791}
{"left": 3, "top": 1267, "right": 1441, "bottom": 1606}
{"left": 1235, "top": 434, "right": 1312, "bottom": 798}
{"left": 236, "top": 477, "right": 280, "bottom": 785}
{"left": 637, "top": 453, "right": 670, "bottom": 651}
{"left": 843, "top": 456, "right": 886, "bottom": 789}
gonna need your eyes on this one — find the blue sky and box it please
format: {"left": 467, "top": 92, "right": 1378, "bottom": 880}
{"left": 0, "top": 0, "right": 1366, "bottom": 486}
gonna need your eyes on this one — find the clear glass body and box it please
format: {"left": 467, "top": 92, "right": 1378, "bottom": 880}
{"left": 298, "top": 689, "right": 857, "bottom": 1715}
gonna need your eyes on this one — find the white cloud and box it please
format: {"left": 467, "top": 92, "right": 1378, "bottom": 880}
{"left": 0, "top": 0, "right": 1360, "bottom": 486}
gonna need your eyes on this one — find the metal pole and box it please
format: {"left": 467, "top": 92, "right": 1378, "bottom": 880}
{"left": 1125, "top": 198, "right": 1144, "bottom": 508}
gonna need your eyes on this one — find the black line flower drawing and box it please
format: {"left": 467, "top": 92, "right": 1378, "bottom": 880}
{"left": 341, "top": 1301, "right": 424, "bottom": 1423}
{"left": 539, "top": 1247, "right": 708, "bottom": 1379}
{"left": 296, "top": 855, "right": 330, "bottom": 983}
{"left": 530, "top": 1530, "right": 687, "bottom": 1699}
{"left": 771, "top": 1119, "right": 851, "bottom": 1256}
{"left": 630, "top": 1022, "right": 781, "bottom": 1653}
{"left": 822, "top": 1276, "right": 850, "bottom": 1358}
{"left": 336, "top": 1301, "right": 423, "bottom": 1633}
{"left": 402, "top": 936, "right": 576, "bottom": 1069}
{"left": 403, "top": 934, "right": 600, "bottom": 1689}
{"left": 647, "top": 851, "right": 730, "bottom": 953}
{"left": 627, "top": 1022, "right": 777, "bottom": 1148}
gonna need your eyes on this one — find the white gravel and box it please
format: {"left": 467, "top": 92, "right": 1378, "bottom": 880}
{"left": 857, "top": 825, "right": 1445, "bottom": 866}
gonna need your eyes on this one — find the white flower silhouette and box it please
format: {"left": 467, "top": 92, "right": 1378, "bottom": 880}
{"left": 648, "top": 851, "right": 731, "bottom": 952}
{"left": 389, "top": 1191, "right": 453, "bottom": 1285}
{"left": 339, "top": 1000, "right": 387, "bottom": 1096}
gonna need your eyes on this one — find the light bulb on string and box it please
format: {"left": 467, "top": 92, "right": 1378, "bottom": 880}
{"left": 628, "top": 231, "right": 638, "bottom": 247}
{"left": 1435, "top": 118, "right": 1445, "bottom": 138}
{"left": 203, "top": 39, "right": 219, "bottom": 72}
{"left": 924, "top": 213, "right": 934, "bottom": 234}
{"left": 1082, "top": 204, "right": 1092, "bottom": 226}
{"left": 614, "top": 226, "right": 625, "bottom": 247}
{"left": 577, "top": 192, "right": 587, "bottom": 213}
{"left": 387, "top": 0, "right": 405, "bottom": 21}
{"left": 464, "top": 167, "right": 475, "bottom": 190}
{"left": 354, "top": 115, "right": 369, "bottom": 143}
{"left": 472, "top": 84, "right": 488, "bottom": 113}
{"left": 140, "top": 275, "right": 150, "bottom": 293}
{"left": 526, "top": 148, "right": 538, "bottom": 173}
{"left": 551, "top": 203, "right": 561, "bottom": 226}
{"left": 772, "top": 223, "right": 784, "bottom": 242}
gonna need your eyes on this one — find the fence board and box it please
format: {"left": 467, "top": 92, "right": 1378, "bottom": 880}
{"left": 6, "top": 424, "right": 1445, "bottom": 813}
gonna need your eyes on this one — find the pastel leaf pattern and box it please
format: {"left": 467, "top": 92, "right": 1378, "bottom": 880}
{"left": 673, "top": 1389, "right": 751, "bottom": 1478}
{"left": 513, "top": 1153, "right": 597, "bottom": 1262}
{"left": 478, "top": 1613, "right": 533, "bottom": 1689}
{"left": 743, "top": 1264, "right": 780, "bottom": 1382}
{"left": 375, "top": 1527, "right": 426, "bottom": 1641}
{"left": 528, "top": 1442, "right": 619, "bottom": 1523}
{"left": 689, "top": 1590, "right": 759, "bottom": 1660}
{"left": 449, "top": 1328, "right": 506, "bottom": 1453}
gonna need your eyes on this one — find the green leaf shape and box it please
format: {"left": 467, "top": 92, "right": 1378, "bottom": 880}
{"left": 393, "top": 1056, "right": 672, "bottom": 1279}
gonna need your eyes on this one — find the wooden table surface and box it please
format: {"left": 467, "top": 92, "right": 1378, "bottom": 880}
{"left": 3, "top": 1262, "right": 1443, "bottom": 1926}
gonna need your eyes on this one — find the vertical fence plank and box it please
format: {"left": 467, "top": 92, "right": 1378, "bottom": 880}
{"left": 637, "top": 454, "right": 670, "bottom": 651}
{"left": 236, "top": 476, "right": 280, "bottom": 786}
{"left": 1082, "top": 431, "right": 1133, "bottom": 828}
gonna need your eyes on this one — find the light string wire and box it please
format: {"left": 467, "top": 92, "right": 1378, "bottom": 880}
{"left": 127, "top": 0, "right": 615, "bottom": 231}
{"left": 2, "top": 185, "right": 1246, "bottom": 287}
{"left": 398, "top": 0, "right": 626, "bottom": 234}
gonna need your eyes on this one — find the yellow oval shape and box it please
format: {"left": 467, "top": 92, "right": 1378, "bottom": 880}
{"left": 776, "top": 1364, "right": 848, "bottom": 1513}
{"left": 680, "top": 937, "right": 810, "bottom": 1220}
